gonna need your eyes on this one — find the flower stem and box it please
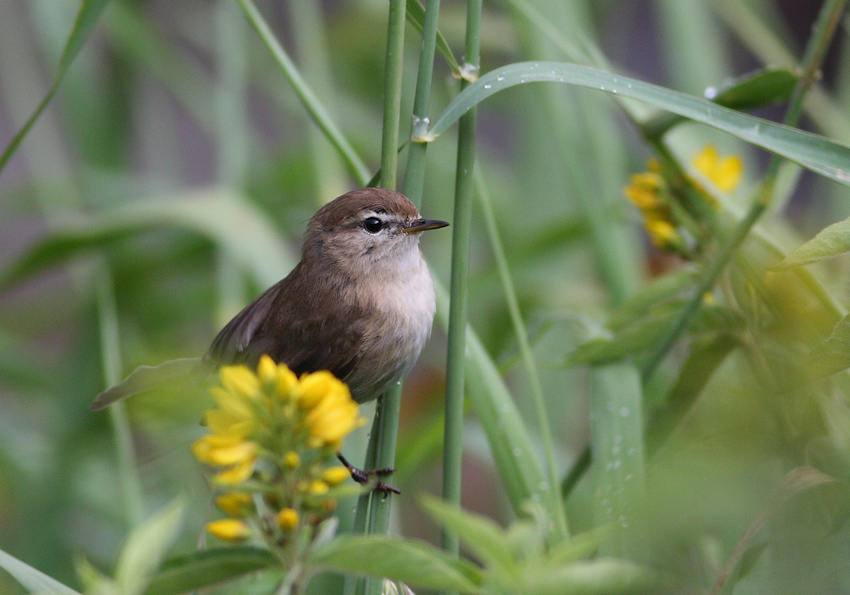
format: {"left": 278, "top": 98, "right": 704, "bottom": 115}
{"left": 442, "top": 0, "right": 482, "bottom": 575}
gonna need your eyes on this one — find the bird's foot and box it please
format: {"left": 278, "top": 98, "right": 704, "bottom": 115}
{"left": 337, "top": 453, "right": 401, "bottom": 496}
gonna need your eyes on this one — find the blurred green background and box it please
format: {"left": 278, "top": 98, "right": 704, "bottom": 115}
{"left": 2, "top": 0, "right": 850, "bottom": 593}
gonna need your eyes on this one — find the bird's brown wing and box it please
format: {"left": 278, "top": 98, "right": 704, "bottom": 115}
{"left": 204, "top": 268, "right": 364, "bottom": 383}
{"left": 205, "top": 280, "right": 281, "bottom": 365}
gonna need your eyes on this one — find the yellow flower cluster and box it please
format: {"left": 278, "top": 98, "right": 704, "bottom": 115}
{"left": 192, "top": 355, "right": 366, "bottom": 543}
{"left": 691, "top": 144, "right": 742, "bottom": 193}
{"left": 624, "top": 145, "right": 742, "bottom": 252}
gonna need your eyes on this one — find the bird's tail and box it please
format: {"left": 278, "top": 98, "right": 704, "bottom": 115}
{"left": 90, "top": 357, "right": 206, "bottom": 411}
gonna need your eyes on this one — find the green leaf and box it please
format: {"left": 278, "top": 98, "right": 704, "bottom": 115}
{"left": 543, "top": 527, "right": 609, "bottom": 567}
{"left": 426, "top": 62, "right": 850, "bottom": 188}
{"left": 523, "top": 558, "right": 660, "bottom": 595}
{"left": 0, "top": 189, "right": 296, "bottom": 291}
{"left": 774, "top": 215, "right": 850, "bottom": 270}
{"left": 405, "top": 0, "right": 460, "bottom": 76}
{"left": 309, "top": 535, "right": 484, "bottom": 594}
{"left": 90, "top": 358, "right": 204, "bottom": 411}
{"left": 707, "top": 67, "right": 799, "bottom": 111}
{"left": 419, "top": 495, "right": 516, "bottom": 573}
{"left": 144, "top": 547, "right": 276, "bottom": 595}
{"left": 607, "top": 268, "right": 700, "bottom": 332}
{"left": 646, "top": 335, "right": 738, "bottom": 455}
{"left": 0, "top": 548, "right": 83, "bottom": 595}
{"left": 566, "top": 304, "right": 744, "bottom": 366}
{"left": 0, "top": 0, "right": 110, "bottom": 174}
{"left": 590, "top": 362, "right": 645, "bottom": 556}
{"left": 115, "top": 497, "right": 187, "bottom": 595}
{"left": 643, "top": 67, "right": 799, "bottom": 138}
{"left": 804, "top": 313, "right": 850, "bottom": 379}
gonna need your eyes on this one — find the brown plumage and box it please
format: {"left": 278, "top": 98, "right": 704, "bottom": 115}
{"left": 91, "top": 188, "right": 448, "bottom": 409}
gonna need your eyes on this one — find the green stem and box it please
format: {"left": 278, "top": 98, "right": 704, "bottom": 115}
{"left": 442, "top": 0, "right": 482, "bottom": 572}
{"left": 356, "top": 3, "right": 407, "bottom": 593}
{"left": 403, "top": 0, "right": 443, "bottom": 204}
{"left": 378, "top": 0, "right": 408, "bottom": 191}
{"left": 640, "top": 0, "right": 847, "bottom": 383}
{"left": 475, "top": 171, "right": 568, "bottom": 539}
{"left": 96, "top": 268, "right": 145, "bottom": 526}
{"left": 236, "top": 0, "right": 371, "bottom": 186}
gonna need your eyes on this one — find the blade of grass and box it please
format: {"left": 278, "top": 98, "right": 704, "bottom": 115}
{"left": 235, "top": 0, "right": 371, "bottom": 186}
{"left": 0, "top": 0, "right": 109, "bottom": 174}
{"left": 96, "top": 267, "right": 144, "bottom": 526}
{"left": 475, "top": 171, "right": 568, "bottom": 540}
{"left": 434, "top": 281, "right": 554, "bottom": 521}
{"left": 589, "top": 361, "right": 645, "bottom": 556}
{"left": 424, "top": 62, "right": 850, "bottom": 188}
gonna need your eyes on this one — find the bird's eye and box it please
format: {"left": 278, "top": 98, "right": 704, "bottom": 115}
{"left": 363, "top": 217, "right": 383, "bottom": 233}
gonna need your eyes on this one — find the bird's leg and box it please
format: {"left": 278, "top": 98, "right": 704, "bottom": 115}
{"left": 336, "top": 452, "right": 401, "bottom": 495}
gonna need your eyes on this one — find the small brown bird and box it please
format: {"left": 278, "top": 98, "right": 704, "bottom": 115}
{"left": 91, "top": 187, "right": 449, "bottom": 410}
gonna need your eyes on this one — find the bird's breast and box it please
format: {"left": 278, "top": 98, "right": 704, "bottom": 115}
{"left": 346, "top": 255, "right": 436, "bottom": 401}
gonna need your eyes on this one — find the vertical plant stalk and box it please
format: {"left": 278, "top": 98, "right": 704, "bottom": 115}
{"left": 97, "top": 268, "right": 145, "bottom": 526}
{"left": 403, "top": 0, "right": 443, "bottom": 204}
{"left": 215, "top": 0, "right": 250, "bottom": 323}
{"left": 350, "top": 3, "right": 408, "bottom": 593}
{"left": 475, "top": 172, "right": 569, "bottom": 539}
{"left": 442, "top": 0, "right": 482, "bottom": 571}
{"left": 640, "top": 0, "right": 847, "bottom": 383}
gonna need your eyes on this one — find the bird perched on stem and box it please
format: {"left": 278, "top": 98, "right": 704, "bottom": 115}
{"left": 91, "top": 188, "right": 449, "bottom": 490}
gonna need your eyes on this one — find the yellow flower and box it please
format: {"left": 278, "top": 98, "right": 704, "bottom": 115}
{"left": 211, "top": 386, "right": 254, "bottom": 420}
{"left": 297, "top": 371, "right": 348, "bottom": 409}
{"left": 215, "top": 492, "right": 254, "bottom": 517}
{"left": 257, "top": 354, "right": 278, "bottom": 385}
{"left": 275, "top": 364, "right": 299, "bottom": 399}
{"left": 624, "top": 173, "right": 663, "bottom": 210}
{"left": 204, "top": 408, "right": 253, "bottom": 440}
{"left": 284, "top": 451, "right": 301, "bottom": 469}
{"left": 644, "top": 218, "right": 679, "bottom": 249}
{"left": 206, "top": 518, "right": 252, "bottom": 541}
{"left": 304, "top": 391, "right": 365, "bottom": 449}
{"left": 277, "top": 508, "right": 300, "bottom": 531}
{"left": 322, "top": 466, "right": 351, "bottom": 485}
{"left": 220, "top": 365, "right": 261, "bottom": 400}
{"left": 214, "top": 459, "right": 256, "bottom": 485}
{"left": 307, "top": 480, "right": 330, "bottom": 495}
{"left": 192, "top": 434, "right": 257, "bottom": 467}
{"left": 692, "top": 145, "right": 742, "bottom": 192}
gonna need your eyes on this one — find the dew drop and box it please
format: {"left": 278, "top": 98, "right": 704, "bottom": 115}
{"left": 484, "top": 83, "right": 492, "bottom": 89}
{"left": 531, "top": 493, "right": 541, "bottom": 502}
{"left": 513, "top": 447, "right": 522, "bottom": 457}
{"left": 619, "top": 407, "right": 630, "bottom": 417}
{"left": 497, "top": 75, "right": 505, "bottom": 81}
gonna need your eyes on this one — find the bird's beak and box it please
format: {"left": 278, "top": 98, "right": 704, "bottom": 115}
{"left": 402, "top": 218, "right": 450, "bottom": 234}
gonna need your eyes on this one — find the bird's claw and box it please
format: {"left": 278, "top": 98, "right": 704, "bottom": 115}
{"left": 338, "top": 454, "right": 401, "bottom": 495}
